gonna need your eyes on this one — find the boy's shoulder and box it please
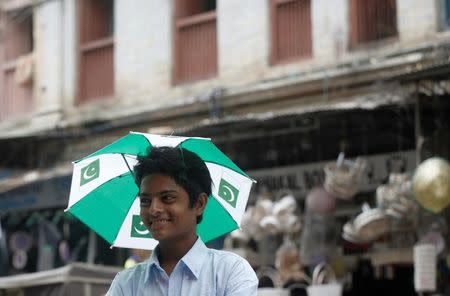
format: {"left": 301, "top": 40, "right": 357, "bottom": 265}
{"left": 207, "top": 248, "right": 254, "bottom": 270}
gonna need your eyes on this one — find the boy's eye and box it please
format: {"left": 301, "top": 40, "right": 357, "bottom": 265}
{"left": 162, "top": 195, "right": 175, "bottom": 202}
{"left": 140, "top": 197, "right": 150, "bottom": 206}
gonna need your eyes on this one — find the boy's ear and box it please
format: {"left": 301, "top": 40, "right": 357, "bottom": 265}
{"left": 195, "top": 193, "right": 208, "bottom": 216}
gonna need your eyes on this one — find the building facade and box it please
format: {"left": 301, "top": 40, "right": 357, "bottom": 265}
{"left": 0, "top": 0, "right": 449, "bottom": 277}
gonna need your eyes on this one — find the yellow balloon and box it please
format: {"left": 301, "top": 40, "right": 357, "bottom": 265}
{"left": 412, "top": 157, "right": 450, "bottom": 213}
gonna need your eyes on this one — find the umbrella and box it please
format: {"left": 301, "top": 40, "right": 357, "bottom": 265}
{"left": 66, "top": 132, "right": 255, "bottom": 250}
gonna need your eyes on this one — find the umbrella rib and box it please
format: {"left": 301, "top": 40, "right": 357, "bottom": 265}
{"left": 121, "top": 154, "right": 136, "bottom": 181}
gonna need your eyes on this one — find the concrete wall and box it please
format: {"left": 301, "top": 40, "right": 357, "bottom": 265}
{"left": 115, "top": 0, "right": 172, "bottom": 106}
{"left": 1, "top": 0, "right": 449, "bottom": 133}
{"left": 30, "top": 0, "right": 63, "bottom": 129}
{"left": 397, "top": 0, "right": 439, "bottom": 44}
{"left": 312, "top": 0, "right": 348, "bottom": 64}
{"left": 62, "top": 0, "right": 77, "bottom": 114}
{"left": 218, "top": 0, "right": 269, "bottom": 84}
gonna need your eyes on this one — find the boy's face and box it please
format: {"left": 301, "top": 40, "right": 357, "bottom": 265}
{"left": 139, "top": 174, "right": 203, "bottom": 243}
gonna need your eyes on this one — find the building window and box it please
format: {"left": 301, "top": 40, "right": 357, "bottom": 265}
{"left": 173, "top": 0, "right": 217, "bottom": 85}
{"left": 441, "top": 0, "right": 450, "bottom": 29}
{"left": 349, "top": 0, "right": 397, "bottom": 47}
{"left": 270, "top": 0, "right": 312, "bottom": 65}
{"left": 78, "top": 0, "right": 114, "bottom": 104}
{"left": 0, "top": 9, "right": 34, "bottom": 121}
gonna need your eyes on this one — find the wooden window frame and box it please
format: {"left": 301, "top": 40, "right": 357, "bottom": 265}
{"left": 172, "top": 0, "right": 218, "bottom": 85}
{"left": 349, "top": 0, "right": 398, "bottom": 49}
{"left": 76, "top": 0, "right": 114, "bottom": 104}
{"left": 270, "top": 0, "right": 312, "bottom": 65}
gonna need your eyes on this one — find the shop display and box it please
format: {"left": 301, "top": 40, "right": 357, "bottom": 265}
{"left": 275, "top": 236, "right": 307, "bottom": 286}
{"left": 376, "top": 173, "right": 417, "bottom": 220}
{"left": 300, "top": 213, "right": 337, "bottom": 266}
{"left": 307, "top": 263, "right": 342, "bottom": 296}
{"left": 232, "top": 156, "right": 450, "bottom": 295}
{"left": 414, "top": 243, "right": 437, "bottom": 293}
{"left": 305, "top": 187, "right": 336, "bottom": 215}
{"left": 323, "top": 153, "right": 366, "bottom": 200}
{"left": 412, "top": 157, "right": 450, "bottom": 213}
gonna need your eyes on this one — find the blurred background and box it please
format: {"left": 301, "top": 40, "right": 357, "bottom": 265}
{"left": 0, "top": 0, "right": 449, "bottom": 295}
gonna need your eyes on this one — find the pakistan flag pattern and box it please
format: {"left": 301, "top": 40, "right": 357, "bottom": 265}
{"left": 80, "top": 159, "right": 100, "bottom": 186}
{"left": 130, "top": 215, "right": 151, "bottom": 238}
{"left": 67, "top": 132, "right": 254, "bottom": 250}
{"left": 218, "top": 178, "right": 239, "bottom": 208}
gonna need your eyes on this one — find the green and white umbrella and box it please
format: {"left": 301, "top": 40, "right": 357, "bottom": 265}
{"left": 66, "top": 132, "right": 255, "bottom": 250}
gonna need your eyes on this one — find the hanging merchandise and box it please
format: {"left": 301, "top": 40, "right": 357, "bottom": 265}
{"left": 58, "top": 221, "right": 72, "bottom": 264}
{"left": 376, "top": 173, "right": 417, "bottom": 220}
{"left": 323, "top": 153, "right": 366, "bottom": 200}
{"left": 412, "top": 157, "right": 450, "bottom": 213}
{"left": 12, "top": 250, "right": 28, "bottom": 270}
{"left": 275, "top": 236, "right": 309, "bottom": 287}
{"left": 270, "top": 193, "right": 301, "bottom": 235}
{"left": 417, "top": 214, "right": 448, "bottom": 256}
{"left": 307, "top": 263, "right": 342, "bottom": 296}
{"left": 301, "top": 186, "right": 338, "bottom": 266}
{"left": 37, "top": 219, "right": 62, "bottom": 271}
{"left": 8, "top": 230, "right": 33, "bottom": 271}
{"left": 414, "top": 243, "right": 437, "bottom": 293}
{"left": 9, "top": 231, "right": 33, "bottom": 253}
{"left": 305, "top": 187, "right": 336, "bottom": 215}
{"left": 241, "top": 198, "right": 274, "bottom": 241}
{"left": 300, "top": 213, "right": 337, "bottom": 266}
{"left": 342, "top": 203, "right": 390, "bottom": 244}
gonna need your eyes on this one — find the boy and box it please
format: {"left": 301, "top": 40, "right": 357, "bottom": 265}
{"left": 107, "top": 146, "right": 258, "bottom": 295}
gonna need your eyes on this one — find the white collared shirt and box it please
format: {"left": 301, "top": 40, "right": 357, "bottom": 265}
{"left": 107, "top": 238, "right": 258, "bottom": 296}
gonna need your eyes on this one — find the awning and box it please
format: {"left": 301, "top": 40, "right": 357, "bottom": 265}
{"left": 0, "top": 164, "right": 72, "bottom": 195}
{"left": 177, "top": 86, "right": 416, "bottom": 134}
{"left": 0, "top": 164, "right": 72, "bottom": 215}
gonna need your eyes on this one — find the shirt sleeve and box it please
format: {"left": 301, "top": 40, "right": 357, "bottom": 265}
{"left": 224, "top": 258, "right": 259, "bottom": 296}
{"left": 106, "top": 273, "right": 125, "bottom": 296}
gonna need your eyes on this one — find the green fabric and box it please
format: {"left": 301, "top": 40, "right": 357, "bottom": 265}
{"left": 78, "top": 133, "right": 151, "bottom": 162}
{"left": 181, "top": 138, "right": 248, "bottom": 177}
{"left": 69, "top": 133, "right": 250, "bottom": 248}
{"left": 69, "top": 173, "right": 138, "bottom": 244}
{"left": 197, "top": 196, "right": 238, "bottom": 243}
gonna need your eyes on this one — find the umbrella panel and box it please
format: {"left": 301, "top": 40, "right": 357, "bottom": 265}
{"left": 69, "top": 172, "right": 138, "bottom": 244}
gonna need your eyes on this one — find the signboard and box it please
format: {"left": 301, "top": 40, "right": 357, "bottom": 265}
{"left": 248, "top": 150, "right": 416, "bottom": 199}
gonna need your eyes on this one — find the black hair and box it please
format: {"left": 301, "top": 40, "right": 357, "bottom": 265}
{"left": 134, "top": 146, "right": 212, "bottom": 223}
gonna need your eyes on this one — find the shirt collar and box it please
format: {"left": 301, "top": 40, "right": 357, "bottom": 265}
{"left": 145, "top": 237, "right": 208, "bottom": 282}
{"left": 180, "top": 237, "right": 208, "bottom": 279}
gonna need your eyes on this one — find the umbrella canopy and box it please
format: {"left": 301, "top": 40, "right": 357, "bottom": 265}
{"left": 66, "top": 132, "right": 255, "bottom": 250}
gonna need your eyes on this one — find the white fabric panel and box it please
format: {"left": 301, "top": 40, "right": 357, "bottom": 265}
{"left": 131, "top": 132, "right": 210, "bottom": 147}
{"left": 113, "top": 197, "right": 158, "bottom": 250}
{"left": 66, "top": 154, "right": 138, "bottom": 209}
{"left": 206, "top": 163, "right": 254, "bottom": 226}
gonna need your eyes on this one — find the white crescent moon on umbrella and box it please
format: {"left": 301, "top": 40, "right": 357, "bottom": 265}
{"left": 83, "top": 167, "right": 97, "bottom": 180}
{"left": 222, "top": 184, "right": 236, "bottom": 203}
{"left": 134, "top": 221, "right": 150, "bottom": 235}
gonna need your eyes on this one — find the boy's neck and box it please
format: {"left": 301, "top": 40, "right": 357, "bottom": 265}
{"left": 157, "top": 234, "right": 198, "bottom": 276}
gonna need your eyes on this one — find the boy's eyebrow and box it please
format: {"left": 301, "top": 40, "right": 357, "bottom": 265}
{"left": 139, "top": 190, "right": 178, "bottom": 197}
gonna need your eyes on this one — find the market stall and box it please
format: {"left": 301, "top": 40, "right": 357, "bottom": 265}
{"left": 225, "top": 153, "right": 450, "bottom": 295}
